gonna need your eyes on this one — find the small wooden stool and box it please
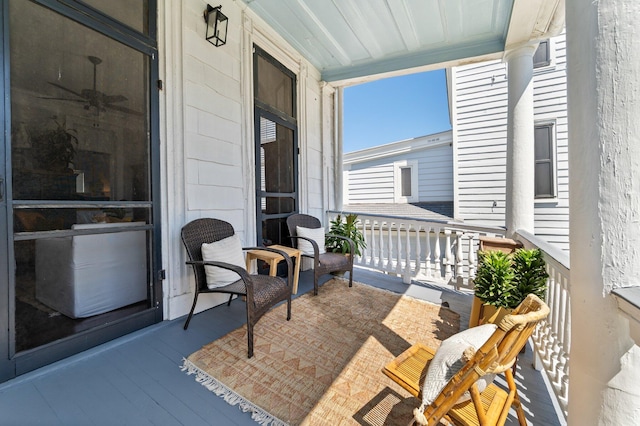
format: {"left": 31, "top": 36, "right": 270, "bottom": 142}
{"left": 245, "top": 244, "right": 302, "bottom": 294}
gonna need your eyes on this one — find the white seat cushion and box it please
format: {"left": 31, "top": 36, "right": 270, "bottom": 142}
{"left": 201, "top": 234, "right": 246, "bottom": 288}
{"left": 421, "top": 323, "right": 498, "bottom": 406}
{"left": 296, "top": 226, "right": 326, "bottom": 256}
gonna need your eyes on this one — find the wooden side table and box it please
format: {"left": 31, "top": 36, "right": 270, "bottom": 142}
{"left": 245, "top": 244, "right": 302, "bottom": 294}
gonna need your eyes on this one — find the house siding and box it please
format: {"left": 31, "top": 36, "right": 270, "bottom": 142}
{"left": 453, "top": 32, "right": 569, "bottom": 251}
{"left": 343, "top": 133, "right": 453, "bottom": 205}
{"left": 162, "top": 0, "right": 333, "bottom": 319}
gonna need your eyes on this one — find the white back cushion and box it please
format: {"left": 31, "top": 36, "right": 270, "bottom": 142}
{"left": 201, "top": 234, "right": 246, "bottom": 288}
{"left": 296, "top": 226, "right": 326, "bottom": 256}
{"left": 421, "top": 323, "right": 498, "bottom": 406}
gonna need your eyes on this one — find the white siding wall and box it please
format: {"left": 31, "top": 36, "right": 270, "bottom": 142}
{"left": 347, "top": 163, "right": 395, "bottom": 203}
{"left": 453, "top": 32, "right": 569, "bottom": 251}
{"left": 415, "top": 145, "right": 453, "bottom": 202}
{"left": 344, "top": 135, "right": 453, "bottom": 204}
{"left": 160, "top": 0, "right": 331, "bottom": 319}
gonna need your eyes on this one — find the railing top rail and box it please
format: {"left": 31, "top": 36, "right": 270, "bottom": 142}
{"left": 327, "top": 210, "right": 507, "bottom": 235}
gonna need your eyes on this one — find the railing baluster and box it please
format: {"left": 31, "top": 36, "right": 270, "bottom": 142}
{"left": 444, "top": 229, "right": 453, "bottom": 281}
{"left": 434, "top": 226, "right": 442, "bottom": 279}
{"left": 414, "top": 225, "right": 422, "bottom": 278}
{"left": 386, "top": 221, "right": 393, "bottom": 272}
{"left": 425, "top": 227, "right": 432, "bottom": 279}
{"left": 454, "top": 231, "right": 464, "bottom": 289}
{"left": 376, "top": 220, "right": 387, "bottom": 269}
{"left": 403, "top": 224, "right": 412, "bottom": 283}
{"left": 395, "top": 222, "right": 403, "bottom": 276}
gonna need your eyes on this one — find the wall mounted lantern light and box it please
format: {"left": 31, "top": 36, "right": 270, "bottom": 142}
{"left": 203, "top": 4, "right": 228, "bottom": 47}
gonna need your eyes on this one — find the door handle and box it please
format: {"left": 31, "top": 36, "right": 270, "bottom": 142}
{"left": 0, "top": 177, "right": 3, "bottom": 202}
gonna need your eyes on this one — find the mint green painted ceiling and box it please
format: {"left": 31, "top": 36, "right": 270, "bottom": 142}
{"left": 240, "top": 0, "right": 517, "bottom": 82}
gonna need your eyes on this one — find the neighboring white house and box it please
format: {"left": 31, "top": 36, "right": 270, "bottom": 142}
{"left": 343, "top": 131, "right": 453, "bottom": 216}
{"left": 343, "top": 31, "right": 569, "bottom": 251}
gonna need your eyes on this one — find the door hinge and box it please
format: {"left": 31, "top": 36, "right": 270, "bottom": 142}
{"left": 157, "top": 80, "right": 163, "bottom": 90}
{"left": 158, "top": 269, "right": 166, "bottom": 280}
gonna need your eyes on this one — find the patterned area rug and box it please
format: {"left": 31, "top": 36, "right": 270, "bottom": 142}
{"left": 182, "top": 279, "right": 459, "bottom": 425}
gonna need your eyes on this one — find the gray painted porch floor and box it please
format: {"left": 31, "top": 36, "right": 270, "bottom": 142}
{"left": 0, "top": 268, "right": 563, "bottom": 425}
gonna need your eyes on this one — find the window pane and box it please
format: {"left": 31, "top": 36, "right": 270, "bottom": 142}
{"left": 533, "top": 40, "right": 550, "bottom": 68}
{"left": 10, "top": 0, "right": 153, "bottom": 354}
{"left": 260, "top": 119, "right": 294, "bottom": 194}
{"left": 10, "top": 0, "right": 150, "bottom": 202}
{"left": 534, "top": 123, "right": 554, "bottom": 198}
{"left": 14, "top": 207, "right": 151, "bottom": 233}
{"left": 401, "top": 167, "right": 412, "bottom": 197}
{"left": 256, "top": 55, "right": 295, "bottom": 117}
{"left": 262, "top": 217, "right": 288, "bottom": 246}
{"left": 14, "top": 227, "right": 150, "bottom": 352}
{"left": 535, "top": 127, "right": 552, "bottom": 160}
{"left": 535, "top": 163, "right": 553, "bottom": 197}
{"left": 82, "top": 0, "right": 149, "bottom": 34}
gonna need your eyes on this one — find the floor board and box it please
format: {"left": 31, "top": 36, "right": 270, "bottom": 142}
{"left": 0, "top": 268, "right": 563, "bottom": 425}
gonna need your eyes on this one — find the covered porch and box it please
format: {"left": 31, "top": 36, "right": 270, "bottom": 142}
{"left": 1, "top": 0, "right": 639, "bottom": 424}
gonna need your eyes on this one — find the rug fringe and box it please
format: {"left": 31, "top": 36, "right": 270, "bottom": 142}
{"left": 181, "top": 358, "right": 289, "bottom": 426}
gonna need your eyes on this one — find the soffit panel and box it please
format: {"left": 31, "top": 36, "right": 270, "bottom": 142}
{"left": 240, "top": 0, "right": 562, "bottom": 83}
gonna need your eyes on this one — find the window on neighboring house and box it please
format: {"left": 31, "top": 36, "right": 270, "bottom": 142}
{"left": 534, "top": 123, "right": 555, "bottom": 198}
{"left": 394, "top": 161, "right": 418, "bottom": 203}
{"left": 401, "top": 167, "right": 412, "bottom": 196}
{"left": 533, "top": 40, "right": 551, "bottom": 68}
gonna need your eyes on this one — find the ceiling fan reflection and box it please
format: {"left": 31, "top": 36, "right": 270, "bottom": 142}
{"left": 40, "top": 55, "right": 143, "bottom": 117}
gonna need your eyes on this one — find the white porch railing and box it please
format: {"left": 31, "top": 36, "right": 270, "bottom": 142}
{"left": 515, "top": 229, "right": 570, "bottom": 420}
{"left": 326, "top": 210, "right": 571, "bottom": 421}
{"left": 327, "top": 210, "right": 507, "bottom": 288}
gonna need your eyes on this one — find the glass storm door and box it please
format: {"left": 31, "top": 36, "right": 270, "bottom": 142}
{"left": 1, "top": 0, "right": 160, "bottom": 382}
{"left": 253, "top": 47, "right": 298, "bottom": 246}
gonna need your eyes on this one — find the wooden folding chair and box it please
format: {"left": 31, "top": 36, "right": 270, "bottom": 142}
{"left": 383, "top": 294, "right": 550, "bottom": 426}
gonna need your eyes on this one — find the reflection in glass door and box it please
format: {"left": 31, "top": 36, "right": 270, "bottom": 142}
{"left": 253, "top": 47, "right": 298, "bottom": 246}
{"left": 3, "top": 0, "right": 159, "bottom": 378}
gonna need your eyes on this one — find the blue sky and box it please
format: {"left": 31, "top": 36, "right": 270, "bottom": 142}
{"left": 343, "top": 69, "right": 451, "bottom": 153}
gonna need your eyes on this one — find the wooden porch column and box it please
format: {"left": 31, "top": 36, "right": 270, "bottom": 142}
{"left": 566, "top": 1, "right": 640, "bottom": 424}
{"left": 505, "top": 43, "right": 537, "bottom": 238}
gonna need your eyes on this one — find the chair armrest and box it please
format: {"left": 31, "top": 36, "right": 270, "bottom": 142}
{"left": 287, "top": 235, "right": 321, "bottom": 259}
{"left": 186, "top": 259, "right": 252, "bottom": 284}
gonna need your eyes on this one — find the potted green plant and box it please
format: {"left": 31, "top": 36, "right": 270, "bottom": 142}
{"left": 31, "top": 118, "right": 78, "bottom": 173}
{"left": 471, "top": 247, "right": 548, "bottom": 326}
{"left": 325, "top": 213, "right": 366, "bottom": 256}
{"left": 511, "top": 248, "right": 549, "bottom": 304}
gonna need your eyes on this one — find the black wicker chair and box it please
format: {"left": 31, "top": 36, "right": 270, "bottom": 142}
{"left": 286, "top": 213, "right": 354, "bottom": 295}
{"left": 181, "top": 218, "right": 292, "bottom": 358}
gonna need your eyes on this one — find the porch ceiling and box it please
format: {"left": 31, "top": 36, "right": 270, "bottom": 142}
{"left": 240, "top": 0, "right": 565, "bottom": 84}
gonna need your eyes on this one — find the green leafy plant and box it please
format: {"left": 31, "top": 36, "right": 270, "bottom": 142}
{"left": 474, "top": 248, "right": 549, "bottom": 309}
{"left": 31, "top": 118, "right": 78, "bottom": 172}
{"left": 325, "top": 213, "right": 366, "bottom": 256}
{"left": 511, "top": 248, "right": 548, "bottom": 304}
{"left": 474, "top": 250, "right": 518, "bottom": 308}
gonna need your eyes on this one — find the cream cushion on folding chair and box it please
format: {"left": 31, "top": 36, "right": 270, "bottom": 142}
{"left": 421, "top": 323, "right": 498, "bottom": 405}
